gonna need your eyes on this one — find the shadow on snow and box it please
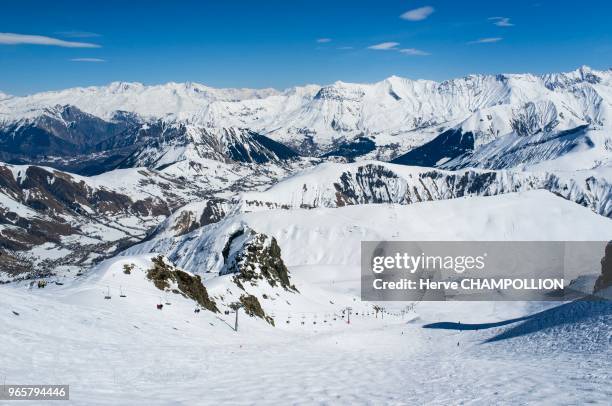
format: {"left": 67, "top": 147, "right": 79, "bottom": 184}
{"left": 422, "top": 297, "right": 612, "bottom": 343}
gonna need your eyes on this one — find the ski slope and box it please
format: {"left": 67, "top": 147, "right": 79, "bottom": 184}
{"left": 1, "top": 190, "right": 610, "bottom": 404}
{"left": 1, "top": 275, "right": 610, "bottom": 405}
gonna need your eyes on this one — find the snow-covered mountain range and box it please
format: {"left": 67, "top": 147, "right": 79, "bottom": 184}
{"left": 2, "top": 67, "right": 612, "bottom": 405}
{"left": 1, "top": 66, "right": 611, "bottom": 290}
{"left": 1, "top": 66, "right": 611, "bottom": 169}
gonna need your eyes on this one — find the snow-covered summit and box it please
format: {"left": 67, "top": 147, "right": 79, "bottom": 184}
{"left": 0, "top": 81, "right": 280, "bottom": 121}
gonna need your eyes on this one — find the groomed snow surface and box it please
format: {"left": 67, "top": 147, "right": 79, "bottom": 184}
{"left": 2, "top": 284, "right": 610, "bottom": 405}
{"left": 1, "top": 191, "right": 611, "bottom": 405}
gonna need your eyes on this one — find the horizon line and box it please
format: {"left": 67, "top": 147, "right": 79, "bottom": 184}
{"left": 2, "top": 64, "right": 610, "bottom": 98}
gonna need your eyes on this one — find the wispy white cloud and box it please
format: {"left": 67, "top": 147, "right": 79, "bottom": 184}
{"left": 0, "top": 32, "right": 100, "bottom": 48}
{"left": 400, "top": 6, "right": 435, "bottom": 21}
{"left": 489, "top": 17, "right": 514, "bottom": 27}
{"left": 316, "top": 38, "right": 332, "bottom": 43}
{"left": 56, "top": 31, "right": 101, "bottom": 38}
{"left": 367, "top": 42, "right": 429, "bottom": 56}
{"left": 70, "top": 58, "right": 106, "bottom": 62}
{"left": 399, "top": 48, "right": 430, "bottom": 56}
{"left": 468, "top": 37, "right": 503, "bottom": 44}
{"left": 368, "top": 42, "right": 400, "bottom": 50}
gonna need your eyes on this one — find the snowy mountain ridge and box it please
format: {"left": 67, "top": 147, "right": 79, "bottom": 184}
{"left": 1, "top": 67, "right": 611, "bottom": 176}
{"left": 2, "top": 66, "right": 609, "bottom": 119}
{"left": 236, "top": 161, "right": 612, "bottom": 217}
{"left": 2, "top": 67, "right": 611, "bottom": 153}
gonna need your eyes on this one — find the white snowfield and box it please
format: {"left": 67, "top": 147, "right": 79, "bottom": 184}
{"left": 2, "top": 191, "right": 610, "bottom": 405}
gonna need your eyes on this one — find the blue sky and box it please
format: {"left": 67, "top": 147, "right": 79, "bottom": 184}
{"left": 1, "top": 0, "right": 611, "bottom": 95}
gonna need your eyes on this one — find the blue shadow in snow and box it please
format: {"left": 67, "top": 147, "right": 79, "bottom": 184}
{"left": 422, "top": 317, "right": 529, "bottom": 331}
{"left": 422, "top": 297, "right": 612, "bottom": 343}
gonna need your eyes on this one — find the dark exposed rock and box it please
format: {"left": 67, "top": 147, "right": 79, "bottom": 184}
{"left": 223, "top": 228, "right": 296, "bottom": 291}
{"left": 123, "top": 263, "right": 135, "bottom": 274}
{"left": 147, "top": 255, "right": 218, "bottom": 312}
{"left": 594, "top": 241, "right": 612, "bottom": 293}
{"left": 166, "top": 199, "right": 228, "bottom": 237}
{"left": 239, "top": 294, "right": 274, "bottom": 325}
{"left": 325, "top": 164, "right": 610, "bottom": 217}
{"left": 333, "top": 165, "right": 399, "bottom": 205}
{"left": 222, "top": 229, "right": 246, "bottom": 263}
{"left": 0, "top": 250, "right": 36, "bottom": 278}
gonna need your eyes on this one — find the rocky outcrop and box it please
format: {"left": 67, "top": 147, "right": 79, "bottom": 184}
{"left": 222, "top": 227, "right": 296, "bottom": 291}
{"left": 594, "top": 241, "right": 612, "bottom": 293}
{"left": 242, "top": 163, "right": 611, "bottom": 217}
{"left": 239, "top": 294, "right": 274, "bottom": 325}
{"left": 149, "top": 199, "right": 230, "bottom": 239}
{"left": 147, "top": 255, "right": 218, "bottom": 312}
